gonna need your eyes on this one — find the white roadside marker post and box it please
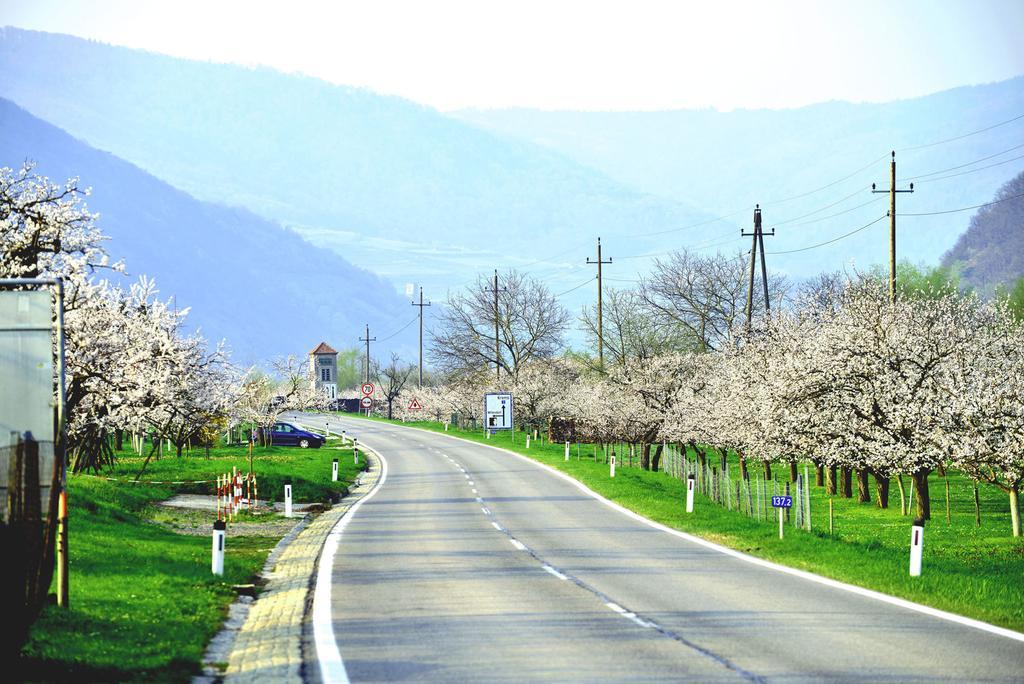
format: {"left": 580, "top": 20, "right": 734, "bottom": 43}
{"left": 565, "top": 441, "right": 570, "bottom": 461}
{"left": 326, "top": 422, "right": 330, "bottom": 439}
{"left": 686, "top": 474, "right": 695, "bottom": 513}
{"left": 354, "top": 445, "right": 360, "bottom": 465}
{"left": 526, "top": 434, "right": 530, "bottom": 449}
{"left": 444, "top": 422, "right": 449, "bottom": 432}
{"left": 910, "top": 518, "right": 925, "bottom": 576}
{"left": 284, "top": 484, "right": 293, "bottom": 518}
{"left": 332, "top": 458, "right": 339, "bottom": 482}
{"left": 342, "top": 429, "right": 347, "bottom": 445}
{"left": 212, "top": 519, "right": 225, "bottom": 575}
{"left": 610, "top": 454, "right": 616, "bottom": 478}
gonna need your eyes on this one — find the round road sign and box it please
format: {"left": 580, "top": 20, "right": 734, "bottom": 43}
{"left": 361, "top": 383, "right": 375, "bottom": 395}
{"left": 360, "top": 396, "right": 373, "bottom": 409}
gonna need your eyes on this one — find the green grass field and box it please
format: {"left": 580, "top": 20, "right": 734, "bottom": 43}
{"left": 345, "top": 413, "right": 1024, "bottom": 632}
{"left": 18, "top": 437, "right": 363, "bottom": 682}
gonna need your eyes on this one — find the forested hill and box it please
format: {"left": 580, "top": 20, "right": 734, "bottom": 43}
{"left": 0, "top": 97, "right": 414, "bottom": 363}
{"left": 942, "top": 170, "right": 1024, "bottom": 292}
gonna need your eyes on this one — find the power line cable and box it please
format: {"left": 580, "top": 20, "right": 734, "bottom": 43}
{"left": 900, "top": 142, "right": 1024, "bottom": 182}
{"left": 377, "top": 313, "right": 420, "bottom": 342}
{"left": 766, "top": 214, "right": 889, "bottom": 255}
{"left": 897, "top": 190, "right": 1024, "bottom": 217}
{"left": 897, "top": 112, "right": 1024, "bottom": 153}
{"left": 908, "top": 153, "right": 1024, "bottom": 186}
{"left": 553, "top": 276, "right": 596, "bottom": 297}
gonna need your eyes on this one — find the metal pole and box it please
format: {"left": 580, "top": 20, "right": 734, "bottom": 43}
{"left": 494, "top": 270, "right": 500, "bottom": 383}
{"left": 411, "top": 287, "right": 430, "bottom": 388}
{"left": 586, "top": 238, "right": 612, "bottom": 371}
{"left": 745, "top": 207, "right": 758, "bottom": 329}
{"left": 54, "top": 278, "right": 69, "bottom": 608}
{"left": 890, "top": 154, "right": 896, "bottom": 302}
{"left": 872, "top": 151, "right": 913, "bottom": 304}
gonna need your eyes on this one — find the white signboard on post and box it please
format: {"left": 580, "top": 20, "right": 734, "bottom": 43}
{"left": 484, "top": 392, "right": 513, "bottom": 431}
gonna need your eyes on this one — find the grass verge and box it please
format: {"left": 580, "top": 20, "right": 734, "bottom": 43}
{"left": 344, "top": 413, "right": 1024, "bottom": 632}
{"left": 17, "top": 438, "right": 363, "bottom": 682}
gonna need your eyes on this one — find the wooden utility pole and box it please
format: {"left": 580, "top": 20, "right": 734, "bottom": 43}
{"left": 411, "top": 287, "right": 431, "bottom": 388}
{"left": 359, "top": 324, "right": 376, "bottom": 384}
{"left": 586, "top": 237, "right": 613, "bottom": 371}
{"left": 872, "top": 151, "right": 914, "bottom": 303}
{"left": 486, "top": 271, "right": 507, "bottom": 383}
{"left": 743, "top": 205, "right": 774, "bottom": 328}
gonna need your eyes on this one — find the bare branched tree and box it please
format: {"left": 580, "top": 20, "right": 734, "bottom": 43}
{"left": 429, "top": 270, "right": 570, "bottom": 381}
{"left": 580, "top": 287, "right": 697, "bottom": 367}
{"left": 375, "top": 353, "right": 415, "bottom": 419}
{"left": 640, "top": 249, "right": 787, "bottom": 351}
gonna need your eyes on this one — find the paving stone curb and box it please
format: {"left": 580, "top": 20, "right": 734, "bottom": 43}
{"left": 222, "top": 449, "right": 381, "bottom": 683}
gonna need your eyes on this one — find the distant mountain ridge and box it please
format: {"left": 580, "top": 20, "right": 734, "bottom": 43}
{"left": 0, "top": 97, "right": 414, "bottom": 363}
{"left": 1, "top": 26, "right": 1021, "bottom": 300}
{"left": 941, "top": 170, "right": 1024, "bottom": 292}
{"left": 0, "top": 27, "right": 714, "bottom": 300}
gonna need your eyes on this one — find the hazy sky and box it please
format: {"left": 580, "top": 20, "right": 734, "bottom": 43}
{"left": 2, "top": 0, "right": 1022, "bottom": 111}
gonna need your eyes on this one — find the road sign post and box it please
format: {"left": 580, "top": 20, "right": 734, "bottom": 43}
{"left": 910, "top": 518, "right": 925, "bottom": 576}
{"left": 484, "top": 393, "right": 514, "bottom": 433}
{"left": 211, "top": 520, "right": 226, "bottom": 575}
{"left": 772, "top": 495, "right": 793, "bottom": 539}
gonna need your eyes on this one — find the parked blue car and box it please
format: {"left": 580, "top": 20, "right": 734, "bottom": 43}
{"left": 267, "top": 422, "right": 324, "bottom": 448}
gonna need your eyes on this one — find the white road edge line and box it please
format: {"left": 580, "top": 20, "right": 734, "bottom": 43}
{"left": 386, "top": 422, "right": 1024, "bottom": 644}
{"left": 312, "top": 444, "right": 390, "bottom": 684}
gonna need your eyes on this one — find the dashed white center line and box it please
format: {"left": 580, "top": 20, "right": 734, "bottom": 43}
{"left": 542, "top": 564, "right": 569, "bottom": 580}
{"left": 471, "top": 488, "right": 478, "bottom": 494}
{"left": 491, "top": 521, "right": 504, "bottom": 532}
{"left": 481, "top": 506, "right": 490, "bottom": 515}
{"left": 468, "top": 480, "right": 474, "bottom": 485}
{"left": 475, "top": 496, "right": 483, "bottom": 502}
{"left": 509, "top": 539, "right": 527, "bottom": 551}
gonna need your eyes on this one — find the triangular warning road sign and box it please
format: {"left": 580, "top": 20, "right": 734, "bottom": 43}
{"left": 407, "top": 397, "right": 423, "bottom": 411}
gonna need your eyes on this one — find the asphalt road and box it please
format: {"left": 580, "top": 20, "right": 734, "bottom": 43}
{"left": 291, "top": 413, "right": 1024, "bottom": 683}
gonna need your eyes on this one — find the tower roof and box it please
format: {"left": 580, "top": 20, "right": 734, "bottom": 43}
{"left": 309, "top": 342, "right": 338, "bottom": 355}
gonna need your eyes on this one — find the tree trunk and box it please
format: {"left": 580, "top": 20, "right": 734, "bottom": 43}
{"left": 814, "top": 460, "right": 824, "bottom": 487}
{"left": 640, "top": 443, "right": 651, "bottom": 470}
{"left": 720, "top": 449, "right": 728, "bottom": 472}
{"left": 789, "top": 461, "right": 798, "bottom": 483}
{"left": 115, "top": 429, "right": 123, "bottom": 452}
{"left": 871, "top": 469, "right": 890, "bottom": 509}
{"left": 739, "top": 456, "right": 748, "bottom": 481}
{"left": 651, "top": 444, "right": 663, "bottom": 473}
{"left": 911, "top": 468, "right": 932, "bottom": 521}
{"left": 175, "top": 442, "right": 183, "bottom": 458}
{"left": 839, "top": 467, "right": 853, "bottom": 498}
{"left": 763, "top": 459, "right": 772, "bottom": 480}
{"left": 856, "top": 469, "right": 870, "bottom": 503}
{"left": 974, "top": 481, "right": 981, "bottom": 527}
{"left": 825, "top": 465, "right": 837, "bottom": 495}
{"left": 1010, "top": 483, "right": 1021, "bottom": 538}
